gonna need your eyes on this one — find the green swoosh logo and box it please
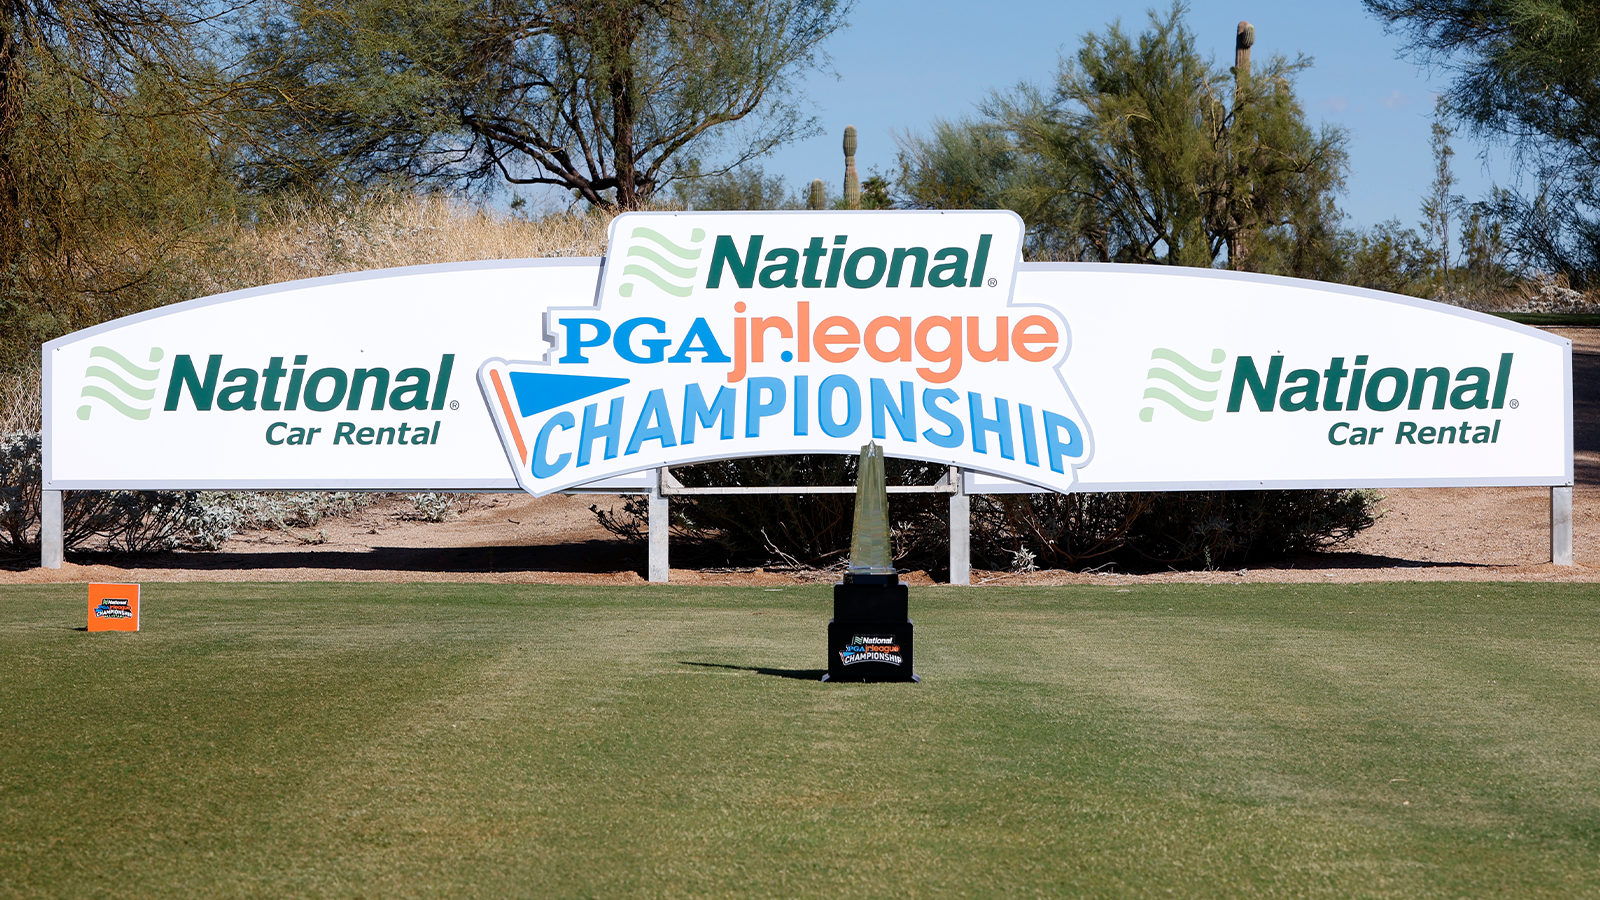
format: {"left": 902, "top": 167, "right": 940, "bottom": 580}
{"left": 1140, "top": 348, "right": 1225, "bottom": 423}
{"left": 1145, "top": 367, "right": 1218, "bottom": 402}
{"left": 618, "top": 227, "right": 705, "bottom": 298}
{"left": 79, "top": 346, "right": 163, "bottom": 420}
{"left": 84, "top": 366, "right": 157, "bottom": 401}
{"left": 622, "top": 264, "right": 694, "bottom": 297}
{"left": 626, "top": 245, "right": 697, "bottom": 279}
{"left": 1141, "top": 387, "right": 1213, "bottom": 421}
{"left": 90, "top": 346, "right": 160, "bottom": 381}
{"left": 630, "top": 227, "right": 703, "bottom": 260}
{"left": 80, "top": 386, "right": 152, "bottom": 420}
{"left": 1149, "top": 348, "right": 1223, "bottom": 382}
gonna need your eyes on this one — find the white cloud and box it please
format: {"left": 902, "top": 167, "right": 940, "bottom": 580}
{"left": 1382, "top": 90, "right": 1408, "bottom": 110}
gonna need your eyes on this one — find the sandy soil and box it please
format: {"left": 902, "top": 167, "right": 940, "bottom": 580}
{"left": 8, "top": 328, "right": 1597, "bottom": 588}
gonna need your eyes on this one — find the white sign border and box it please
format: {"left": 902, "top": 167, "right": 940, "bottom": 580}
{"left": 40, "top": 259, "right": 1574, "bottom": 492}
{"left": 1023, "top": 262, "right": 1574, "bottom": 490}
{"left": 41, "top": 257, "right": 601, "bottom": 492}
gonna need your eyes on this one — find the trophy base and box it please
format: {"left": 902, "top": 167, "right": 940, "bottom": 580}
{"left": 826, "top": 576, "right": 917, "bottom": 683}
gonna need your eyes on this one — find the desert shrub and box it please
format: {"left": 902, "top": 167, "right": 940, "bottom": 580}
{"left": 0, "top": 431, "right": 246, "bottom": 555}
{"left": 197, "top": 491, "right": 372, "bottom": 531}
{"left": 185, "top": 490, "right": 396, "bottom": 547}
{"left": 593, "top": 453, "right": 1380, "bottom": 574}
{"left": 0, "top": 434, "right": 404, "bottom": 556}
{"left": 593, "top": 454, "right": 952, "bottom": 570}
{"left": 973, "top": 489, "right": 1380, "bottom": 571}
{"left": 406, "top": 492, "right": 459, "bottom": 522}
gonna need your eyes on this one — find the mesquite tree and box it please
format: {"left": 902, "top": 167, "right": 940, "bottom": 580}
{"left": 897, "top": 5, "right": 1348, "bottom": 272}
{"left": 0, "top": 0, "right": 237, "bottom": 371}
{"left": 1366, "top": 0, "right": 1600, "bottom": 283}
{"left": 242, "top": 0, "right": 851, "bottom": 208}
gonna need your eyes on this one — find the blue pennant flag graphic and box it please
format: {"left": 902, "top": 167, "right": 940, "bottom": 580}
{"left": 507, "top": 372, "right": 631, "bottom": 417}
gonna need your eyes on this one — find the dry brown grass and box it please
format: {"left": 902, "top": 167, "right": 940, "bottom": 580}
{"left": 193, "top": 192, "right": 614, "bottom": 294}
{"left": 0, "top": 366, "right": 40, "bottom": 433}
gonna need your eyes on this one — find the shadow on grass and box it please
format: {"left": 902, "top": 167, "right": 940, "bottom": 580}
{"left": 11, "top": 540, "right": 643, "bottom": 575}
{"left": 680, "top": 661, "right": 826, "bottom": 681}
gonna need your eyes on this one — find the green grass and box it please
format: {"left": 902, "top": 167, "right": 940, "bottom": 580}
{"left": 3, "top": 583, "right": 1599, "bottom": 898}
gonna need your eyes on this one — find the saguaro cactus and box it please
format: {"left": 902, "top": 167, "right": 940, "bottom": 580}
{"left": 1235, "top": 21, "right": 1253, "bottom": 78}
{"left": 809, "top": 178, "right": 825, "bottom": 210}
{"left": 843, "top": 125, "right": 860, "bottom": 210}
{"left": 1230, "top": 21, "right": 1256, "bottom": 271}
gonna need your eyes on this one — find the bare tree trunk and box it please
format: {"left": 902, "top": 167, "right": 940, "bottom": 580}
{"left": 607, "top": 4, "right": 642, "bottom": 208}
{"left": 0, "top": 9, "right": 24, "bottom": 283}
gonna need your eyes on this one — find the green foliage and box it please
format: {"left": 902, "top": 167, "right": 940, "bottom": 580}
{"left": 1367, "top": 0, "right": 1600, "bottom": 284}
{"left": 241, "top": 0, "right": 852, "bottom": 209}
{"left": 1421, "top": 104, "right": 1458, "bottom": 289}
{"left": 1341, "top": 219, "right": 1436, "bottom": 295}
{"left": 671, "top": 162, "right": 800, "bottom": 210}
{"left": 898, "top": 3, "right": 1348, "bottom": 272}
{"left": 0, "top": 1, "right": 241, "bottom": 373}
{"left": 896, "top": 119, "right": 1021, "bottom": 212}
{"left": 860, "top": 174, "right": 893, "bottom": 209}
{"left": 1461, "top": 204, "right": 1510, "bottom": 281}
{"left": 0, "top": 64, "right": 240, "bottom": 371}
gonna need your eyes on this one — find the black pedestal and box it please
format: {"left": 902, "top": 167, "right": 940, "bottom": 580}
{"left": 825, "top": 575, "right": 917, "bottom": 682}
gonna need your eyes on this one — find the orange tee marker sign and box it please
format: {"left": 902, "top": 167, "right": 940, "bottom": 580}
{"left": 88, "top": 583, "right": 139, "bottom": 631}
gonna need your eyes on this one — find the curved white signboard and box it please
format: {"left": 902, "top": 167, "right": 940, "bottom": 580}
{"left": 1024, "top": 263, "right": 1572, "bottom": 491}
{"left": 44, "top": 259, "right": 598, "bottom": 489}
{"left": 42, "top": 210, "right": 1571, "bottom": 493}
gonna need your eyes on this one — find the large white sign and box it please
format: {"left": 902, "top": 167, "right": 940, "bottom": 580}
{"left": 44, "top": 259, "right": 597, "bottom": 489}
{"left": 1031, "top": 264, "right": 1572, "bottom": 490}
{"left": 42, "top": 212, "right": 1572, "bottom": 492}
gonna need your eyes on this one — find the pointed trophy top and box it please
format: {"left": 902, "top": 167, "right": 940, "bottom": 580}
{"left": 846, "top": 442, "right": 895, "bottom": 579}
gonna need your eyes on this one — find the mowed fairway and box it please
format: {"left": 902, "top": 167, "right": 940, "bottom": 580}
{"left": 2, "top": 583, "right": 1599, "bottom": 898}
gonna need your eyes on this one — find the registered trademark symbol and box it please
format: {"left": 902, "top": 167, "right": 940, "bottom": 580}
{"left": 449, "top": 400, "right": 459, "bottom": 410}
{"left": 987, "top": 277, "right": 998, "bottom": 287}
{"left": 1510, "top": 399, "right": 1519, "bottom": 409}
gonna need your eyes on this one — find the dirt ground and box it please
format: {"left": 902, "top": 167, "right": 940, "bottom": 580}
{"left": 8, "top": 328, "right": 1599, "bottom": 588}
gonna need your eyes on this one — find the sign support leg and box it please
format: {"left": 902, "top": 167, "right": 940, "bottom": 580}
{"left": 1552, "top": 485, "right": 1574, "bottom": 566}
{"left": 41, "top": 490, "right": 63, "bottom": 569}
{"left": 949, "top": 467, "right": 970, "bottom": 585}
{"left": 649, "top": 468, "right": 669, "bottom": 583}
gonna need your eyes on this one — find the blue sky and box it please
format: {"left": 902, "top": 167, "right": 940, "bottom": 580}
{"left": 758, "top": 0, "right": 1516, "bottom": 232}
